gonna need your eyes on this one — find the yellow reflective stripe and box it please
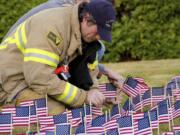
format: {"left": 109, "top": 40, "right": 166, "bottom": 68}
{"left": 0, "top": 37, "right": 16, "bottom": 50}
{"left": 15, "top": 22, "right": 27, "bottom": 53}
{"left": 24, "top": 48, "right": 60, "bottom": 67}
{"left": 54, "top": 82, "right": 78, "bottom": 105}
{"left": 66, "top": 86, "right": 78, "bottom": 104}
{"left": 21, "top": 22, "right": 27, "bottom": 46}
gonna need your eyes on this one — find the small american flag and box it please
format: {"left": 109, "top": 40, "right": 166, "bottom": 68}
{"left": 172, "top": 100, "right": 180, "bottom": 119}
{"left": 123, "top": 77, "right": 148, "bottom": 97}
{"left": 35, "top": 98, "right": 48, "bottom": 117}
{"left": 67, "top": 108, "right": 83, "bottom": 128}
{"left": 13, "top": 106, "right": 30, "bottom": 126}
{"left": 132, "top": 95, "right": 142, "bottom": 111}
{"left": 110, "top": 104, "right": 121, "bottom": 119}
{"left": 144, "top": 109, "right": 158, "bottom": 129}
{"left": 55, "top": 124, "right": 71, "bottom": 135}
{"left": 86, "top": 115, "right": 106, "bottom": 134}
{"left": 134, "top": 77, "right": 149, "bottom": 95}
{"left": 103, "top": 118, "right": 117, "bottom": 131}
{"left": 158, "top": 104, "right": 169, "bottom": 124}
{"left": 142, "top": 90, "right": 151, "bottom": 107}
{"left": 0, "top": 113, "right": 12, "bottom": 134}
{"left": 137, "top": 117, "right": 152, "bottom": 135}
{"left": 99, "top": 83, "right": 116, "bottom": 98}
{"left": 151, "top": 87, "right": 165, "bottom": 104}
{"left": 82, "top": 105, "right": 92, "bottom": 124}
{"left": 117, "top": 116, "right": 134, "bottom": 135}
{"left": 53, "top": 113, "right": 68, "bottom": 124}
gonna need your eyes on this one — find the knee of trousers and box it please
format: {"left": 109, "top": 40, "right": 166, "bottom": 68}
{"left": 16, "top": 88, "right": 66, "bottom": 115}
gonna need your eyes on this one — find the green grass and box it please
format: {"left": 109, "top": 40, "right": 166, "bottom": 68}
{"left": 100, "top": 59, "right": 180, "bottom": 135}
{"left": 5, "top": 59, "right": 180, "bottom": 134}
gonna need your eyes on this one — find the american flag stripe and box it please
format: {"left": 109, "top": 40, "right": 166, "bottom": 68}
{"left": 137, "top": 128, "right": 151, "bottom": 135}
{"left": 19, "top": 100, "right": 34, "bottom": 106}
{"left": 118, "top": 127, "right": 134, "bottom": 134}
{"left": 103, "top": 119, "right": 117, "bottom": 131}
{"left": 40, "top": 125, "right": 55, "bottom": 132}
{"left": 162, "top": 132, "right": 174, "bottom": 135}
{"left": 123, "top": 84, "right": 138, "bottom": 97}
{"left": 173, "top": 125, "right": 180, "bottom": 131}
{"left": 86, "top": 126, "right": 105, "bottom": 134}
{"left": 38, "top": 116, "right": 54, "bottom": 126}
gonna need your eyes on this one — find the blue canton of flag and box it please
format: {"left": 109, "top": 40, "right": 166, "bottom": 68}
{"left": 173, "top": 100, "right": 180, "bottom": 119}
{"left": 86, "top": 114, "right": 106, "bottom": 134}
{"left": 158, "top": 104, "right": 169, "bottom": 123}
{"left": 13, "top": 106, "right": 30, "bottom": 126}
{"left": 133, "top": 95, "right": 142, "bottom": 111}
{"left": 82, "top": 105, "right": 92, "bottom": 124}
{"left": 137, "top": 117, "right": 152, "bottom": 135}
{"left": 46, "top": 131, "right": 55, "bottom": 135}
{"left": 152, "top": 87, "right": 164, "bottom": 103}
{"left": 53, "top": 113, "right": 68, "bottom": 124}
{"left": 35, "top": 98, "right": 48, "bottom": 117}
{"left": 0, "top": 113, "right": 12, "bottom": 134}
{"left": 104, "top": 128, "right": 119, "bottom": 135}
{"left": 56, "top": 124, "right": 71, "bottom": 135}
{"left": 117, "top": 116, "right": 133, "bottom": 135}
{"left": 122, "top": 99, "right": 134, "bottom": 115}
{"left": 111, "top": 104, "right": 120, "bottom": 119}
{"left": 29, "top": 105, "right": 37, "bottom": 124}
{"left": 75, "top": 123, "right": 85, "bottom": 135}
{"left": 123, "top": 77, "right": 140, "bottom": 97}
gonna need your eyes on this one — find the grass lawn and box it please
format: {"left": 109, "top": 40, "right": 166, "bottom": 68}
{"left": 101, "top": 59, "right": 180, "bottom": 135}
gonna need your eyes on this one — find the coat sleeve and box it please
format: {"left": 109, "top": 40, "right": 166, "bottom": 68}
{"left": 23, "top": 19, "right": 87, "bottom": 108}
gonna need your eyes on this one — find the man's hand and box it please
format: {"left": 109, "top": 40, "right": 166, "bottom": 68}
{"left": 105, "top": 91, "right": 122, "bottom": 104}
{"left": 86, "top": 89, "right": 105, "bottom": 107}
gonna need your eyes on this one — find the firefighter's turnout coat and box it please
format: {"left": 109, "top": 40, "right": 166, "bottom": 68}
{"left": 0, "top": 5, "right": 99, "bottom": 108}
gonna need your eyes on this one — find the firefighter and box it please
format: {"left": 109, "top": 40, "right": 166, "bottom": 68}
{"left": 0, "top": 0, "right": 116, "bottom": 114}
{"left": 3, "top": 0, "right": 125, "bottom": 93}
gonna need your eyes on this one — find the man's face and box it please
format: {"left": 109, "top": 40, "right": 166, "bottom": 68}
{"left": 80, "top": 15, "right": 100, "bottom": 43}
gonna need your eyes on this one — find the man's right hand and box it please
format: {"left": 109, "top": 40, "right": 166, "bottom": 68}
{"left": 86, "top": 89, "right": 105, "bottom": 107}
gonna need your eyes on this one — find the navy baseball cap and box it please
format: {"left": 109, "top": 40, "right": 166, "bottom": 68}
{"left": 85, "top": 0, "right": 116, "bottom": 42}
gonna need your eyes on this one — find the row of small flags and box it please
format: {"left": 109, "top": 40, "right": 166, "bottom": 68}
{"left": 0, "top": 76, "right": 179, "bottom": 134}
{"left": 1, "top": 99, "right": 179, "bottom": 134}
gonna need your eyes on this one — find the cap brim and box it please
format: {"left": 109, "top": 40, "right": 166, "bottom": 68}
{"left": 98, "top": 26, "right": 112, "bottom": 42}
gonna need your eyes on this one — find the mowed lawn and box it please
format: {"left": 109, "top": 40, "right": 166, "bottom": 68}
{"left": 101, "top": 59, "right": 180, "bottom": 135}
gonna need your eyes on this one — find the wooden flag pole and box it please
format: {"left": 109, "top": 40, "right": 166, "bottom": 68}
{"left": 150, "top": 87, "right": 153, "bottom": 108}
{"left": 27, "top": 105, "right": 31, "bottom": 133}
{"left": 157, "top": 106, "right": 160, "bottom": 135}
{"left": 83, "top": 103, "right": 87, "bottom": 135}
{"left": 148, "top": 111, "right": 153, "bottom": 134}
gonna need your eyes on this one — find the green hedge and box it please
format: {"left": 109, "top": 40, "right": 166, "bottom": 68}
{"left": 0, "top": 0, "right": 180, "bottom": 61}
{"left": 103, "top": 0, "right": 180, "bottom": 62}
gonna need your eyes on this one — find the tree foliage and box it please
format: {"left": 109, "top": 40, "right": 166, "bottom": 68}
{"left": 0, "top": 0, "right": 180, "bottom": 61}
{"left": 104, "top": 0, "right": 180, "bottom": 62}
